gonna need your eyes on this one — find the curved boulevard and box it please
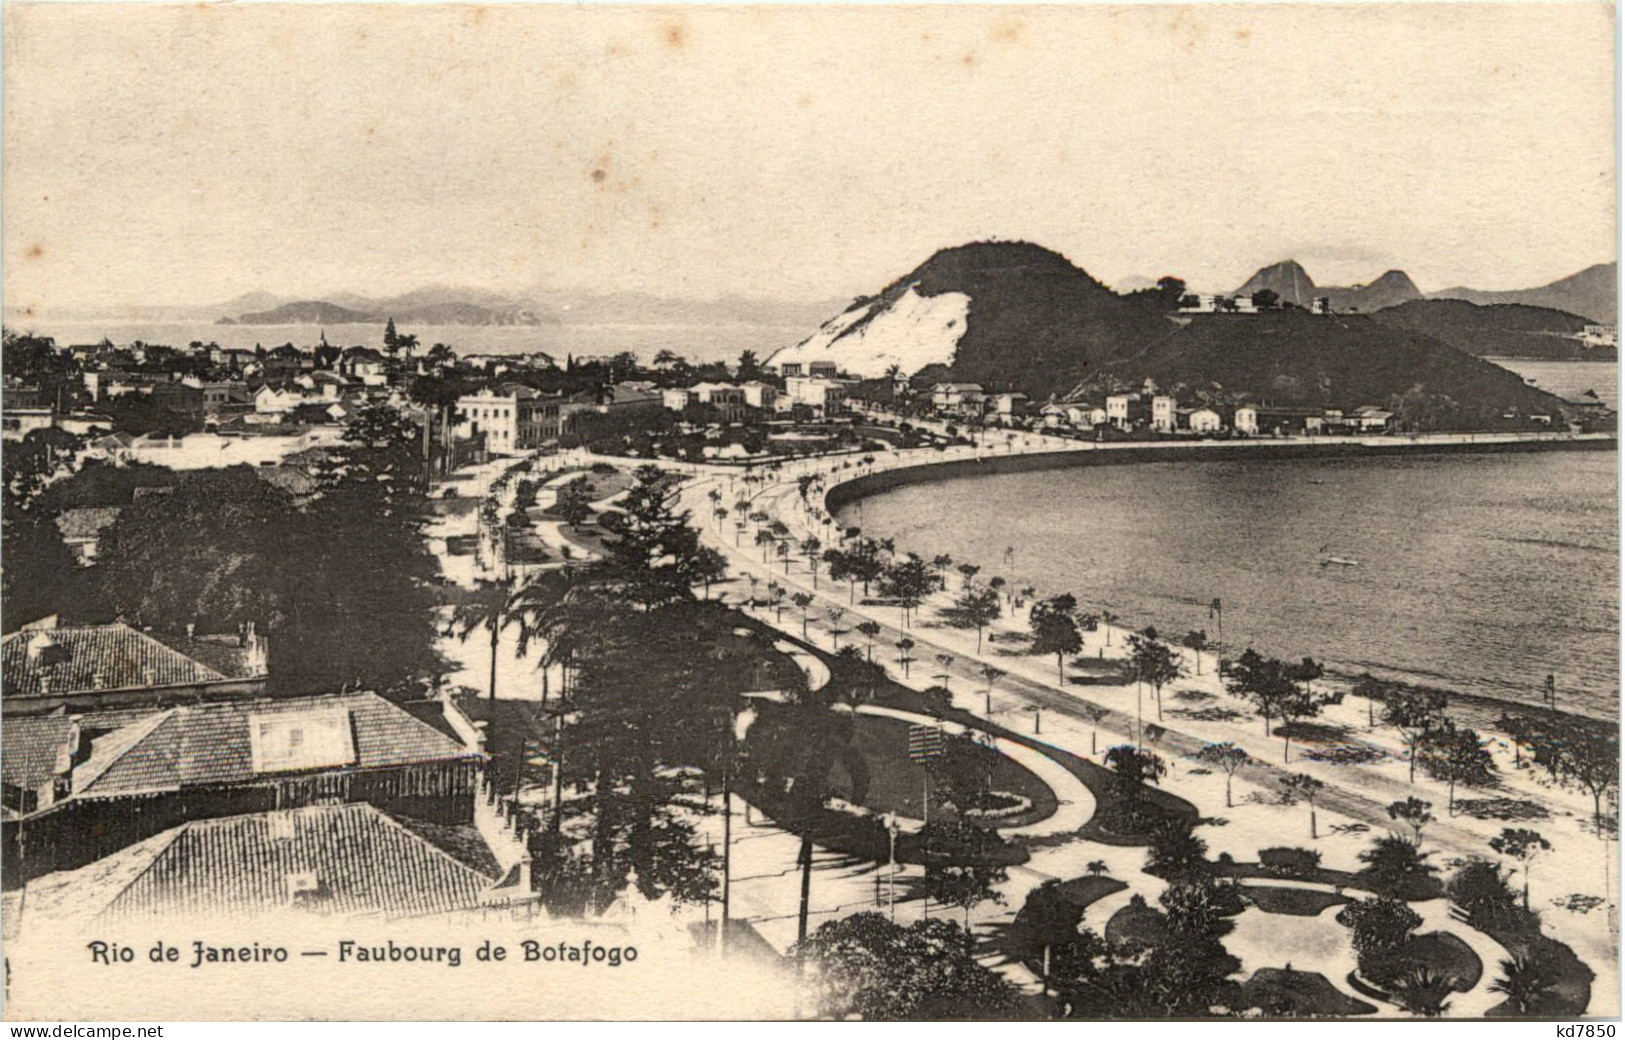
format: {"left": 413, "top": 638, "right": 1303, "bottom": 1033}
{"left": 665, "top": 425, "right": 1617, "bottom": 1013}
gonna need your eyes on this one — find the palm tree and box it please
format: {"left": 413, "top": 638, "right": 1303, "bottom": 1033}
{"left": 935, "top": 653, "right": 955, "bottom": 689}
{"left": 1100, "top": 609, "right": 1119, "bottom": 645}
{"left": 1487, "top": 955, "right": 1557, "bottom": 1016}
{"left": 1086, "top": 860, "right": 1108, "bottom": 877}
{"left": 896, "top": 637, "right": 915, "bottom": 677}
{"left": 980, "top": 665, "right": 1005, "bottom": 715}
{"left": 825, "top": 606, "right": 845, "bottom": 650}
{"left": 449, "top": 576, "right": 520, "bottom": 701}
{"left": 792, "top": 592, "right": 815, "bottom": 640}
{"left": 856, "top": 620, "right": 882, "bottom": 663}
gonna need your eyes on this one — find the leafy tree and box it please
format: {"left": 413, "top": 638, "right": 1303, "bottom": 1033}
{"left": 1386, "top": 797, "right": 1434, "bottom": 845}
{"left": 598, "top": 465, "right": 707, "bottom": 611}
{"left": 855, "top": 620, "right": 882, "bottom": 663}
{"left": 1380, "top": 687, "right": 1449, "bottom": 783}
{"left": 918, "top": 862, "right": 1008, "bottom": 927}
{"left": 944, "top": 584, "right": 1001, "bottom": 653}
{"left": 791, "top": 592, "right": 815, "bottom": 640}
{"left": 1105, "top": 744, "right": 1167, "bottom": 799}
{"left": 793, "top": 913, "right": 1022, "bottom": 1020}
{"left": 1029, "top": 596, "right": 1082, "bottom": 685}
{"left": 693, "top": 545, "right": 729, "bottom": 600}
{"left": 1525, "top": 717, "right": 1619, "bottom": 831}
{"left": 342, "top": 402, "right": 421, "bottom": 450}
{"left": 1418, "top": 720, "right": 1497, "bottom": 814}
{"left": 1353, "top": 671, "right": 1393, "bottom": 728}
{"left": 1221, "top": 648, "right": 1333, "bottom": 763}
{"left": 1145, "top": 819, "right": 1209, "bottom": 880}
{"left": 1128, "top": 628, "right": 1182, "bottom": 722}
{"left": 1196, "top": 742, "right": 1251, "bottom": 808}
{"left": 1489, "top": 827, "right": 1552, "bottom": 910}
{"left": 1447, "top": 858, "right": 1520, "bottom": 924}
{"left": 881, "top": 553, "right": 940, "bottom": 627}
{"left": 556, "top": 475, "right": 596, "bottom": 529}
{"left": 1181, "top": 629, "right": 1208, "bottom": 675}
{"left": 955, "top": 562, "right": 981, "bottom": 588}
{"left": 895, "top": 637, "right": 915, "bottom": 677}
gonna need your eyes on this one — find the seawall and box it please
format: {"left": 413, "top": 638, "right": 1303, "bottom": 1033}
{"left": 825, "top": 434, "right": 1615, "bottom": 514}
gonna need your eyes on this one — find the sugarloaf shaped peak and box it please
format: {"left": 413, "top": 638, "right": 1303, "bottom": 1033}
{"left": 1237, "top": 260, "right": 1317, "bottom": 305}
{"left": 1234, "top": 260, "right": 1422, "bottom": 311}
{"left": 766, "top": 240, "right": 1127, "bottom": 381}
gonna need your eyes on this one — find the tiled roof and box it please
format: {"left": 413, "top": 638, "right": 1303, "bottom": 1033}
{"left": 72, "top": 692, "right": 480, "bottom": 798}
{"left": 21, "top": 803, "right": 501, "bottom": 923}
{"left": 2, "top": 715, "right": 76, "bottom": 792}
{"left": 2, "top": 623, "right": 228, "bottom": 699}
{"left": 145, "top": 632, "right": 266, "bottom": 680}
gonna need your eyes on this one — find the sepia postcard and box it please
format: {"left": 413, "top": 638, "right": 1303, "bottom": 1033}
{"left": 0, "top": 0, "right": 1618, "bottom": 1024}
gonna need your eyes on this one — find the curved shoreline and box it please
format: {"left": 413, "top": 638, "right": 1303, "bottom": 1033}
{"left": 825, "top": 433, "right": 1615, "bottom": 515}
{"left": 820, "top": 432, "right": 1618, "bottom": 724}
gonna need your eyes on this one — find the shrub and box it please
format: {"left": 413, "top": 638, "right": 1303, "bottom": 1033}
{"left": 590, "top": 462, "right": 617, "bottom": 474}
{"left": 1447, "top": 858, "right": 1523, "bottom": 927}
{"left": 1357, "top": 835, "right": 1438, "bottom": 898}
{"left": 1259, "top": 847, "right": 1322, "bottom": 878}
{"left": 1338, "top": 896, "right": 1422, "bottom": 984}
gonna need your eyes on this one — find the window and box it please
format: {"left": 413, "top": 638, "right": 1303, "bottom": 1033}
{"left": 249, "top": 709, "right": 354, "bottom": 774}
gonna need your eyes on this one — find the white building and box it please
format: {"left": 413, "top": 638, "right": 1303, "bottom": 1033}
{"left": 739, "top": 381, "right": 779, "bottom": 411}
{"left": 455, "top": 385, "right": 547, "bottom": 453}
{"left": 1106, "top": 393, "right": 1144, "bottom": 430}
{"left": 785, "top": 376, "right": 847, "bottom": 415}
{"left": 661, "top": 388, "right": 692, "bottom": 411}
{"left": 1150, "top": 395, "right": 1177, "bottom": 433}
{"left": 1188, "top": 407, "right": 1224, "bottom": 433}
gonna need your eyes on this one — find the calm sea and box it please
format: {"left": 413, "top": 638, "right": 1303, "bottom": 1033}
{"left": 1493, "top": 358, "right": 1619, "bottom": 410}
{"left": 17, "top": 321, "right": 804, "bottom": 367}
{"left": 840, "top": 445, "right": 1620, "bottom": 720}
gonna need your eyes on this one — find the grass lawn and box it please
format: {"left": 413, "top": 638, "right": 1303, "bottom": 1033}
{"left": 1397, "top": 931, "right": 1483, "bottom": 992}
{"left": 820, "top": 714, "right": 1060, "bottom": 828}
{"left": 1104, "top": 897, "right": 1167, "bottom": 948}
{"left": 1241, "top": 968, "right": 1377, "bottom": 1017}
{"left": 1242, "top": 885, "right": 1350, "bottom": 916}
{"left": 1055, "top": 874, "right": 1129, "bottom": 908}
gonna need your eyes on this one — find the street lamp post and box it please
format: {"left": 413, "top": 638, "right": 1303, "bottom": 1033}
{"left": 884, "top": 813, "right": 899, "bottom": 922}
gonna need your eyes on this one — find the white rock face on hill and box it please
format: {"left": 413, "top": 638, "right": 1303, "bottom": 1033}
{"left": 765, "top": 287, "right": 969, "bottom": 378}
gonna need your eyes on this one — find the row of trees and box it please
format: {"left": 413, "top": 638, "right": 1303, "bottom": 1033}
{"left": 4, "top": 411, "right": 444, "bottom": 695}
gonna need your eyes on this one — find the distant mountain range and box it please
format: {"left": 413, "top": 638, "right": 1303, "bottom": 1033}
{"left": 1368, "top": 299, "right": 1608, "bottom": 361}
{"left": 1429, "top": 262, "right": 1616, "bottom": 325}
{"left": 211, "top": 285, "right": 845, "bottom": 329}
{"left": 1234, "top": 260, "right": 1423, "bottom": 312}
{"left": 1229, "top": 259, "right": 1617, "bottom": 325}
{"left": 768, "top": 240, "right": 1571, "bottom": 424}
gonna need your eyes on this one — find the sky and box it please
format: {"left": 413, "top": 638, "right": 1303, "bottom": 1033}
{"left": 2, "top": 2, "right": 1617, "bottom": 313}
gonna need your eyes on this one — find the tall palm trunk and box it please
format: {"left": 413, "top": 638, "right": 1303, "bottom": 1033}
{"left": 489, "top": 613, "right": 501, "bottom": 700}
{"left": 796, "top": 835, "right": 814, "bottom": 965}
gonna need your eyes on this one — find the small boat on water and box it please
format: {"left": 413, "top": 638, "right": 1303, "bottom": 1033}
{"left": 1316, "top": 543, "right": 1358, "bottom": 567}
{"left": 1307, "top": 478, "right": 1325, "bottom": 485}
